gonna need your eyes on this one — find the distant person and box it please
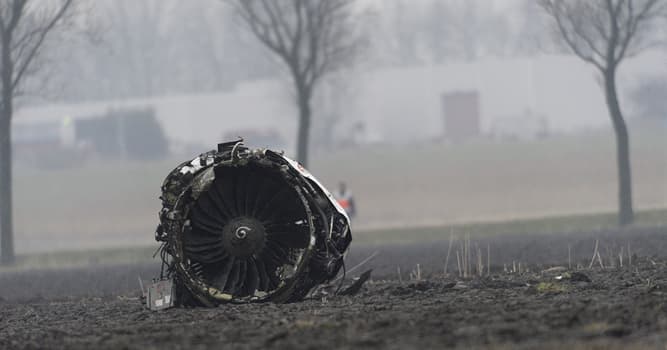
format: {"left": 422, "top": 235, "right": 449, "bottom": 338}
{"left": 334, "top": 182, "right": 356, "bottom": 219}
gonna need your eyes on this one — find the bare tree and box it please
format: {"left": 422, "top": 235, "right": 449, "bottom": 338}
{"left": 231, "top": 0, "right": 359, "bottom": 167}
{"left": 539, "top": 0, "right": 667, "bottom": 226}
{"left": 0, "top": 0, "right": 74, "bottom": 264}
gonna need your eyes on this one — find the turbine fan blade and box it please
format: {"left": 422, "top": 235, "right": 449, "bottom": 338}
{"left": 249, "top": 173, "right": 281, "bottom": 217}
{"left": 201, "top": 185, "right": 234, "bottom": 222}
{"left": 267, "top": 230, "right": 310, "bottom": 249}
{"left": 261, "top": 242, "right": 287, "bottom": 267}
{"left": 190, "top": 207, "right": 223, "bottom": 236}
{"left": 235, "top": 260, "right": 247, "bottom": 295}
{"left": 235, "top": 167, "right": 248, "bottom": 216}
{"left": 246, "top": 258, "right": 260, "bottom": 295}
{"left": 211, "top": 257, "right": 234, "bottom": 290}
{"left": 256, "top": 188, "right": 293, "bottom": 221}
{"left": 186, "top": 245, "right": 228, "bottom": 264}
{"left": 244, "top": 168, "right": 260, "bottom": 216}
{"left": 215, "top": 168, "right": 240, "bottom": 217}
{"left": 255, "top": 257, "right": 270, "bottom": 292}
{"left": 224, "top": 259, "right": 241, "bottom": 294}
{"left": 262, "top": 195, "right": 305, "bottom": 224}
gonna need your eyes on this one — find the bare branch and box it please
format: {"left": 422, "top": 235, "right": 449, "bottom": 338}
{"left": 539, "top": 0, "right": 605, "bottom": 70}
{"left": 231, "top": 0, "right": 359, "bottom": 93}
{"left": 614, "top": 0, "right": 664, "bottom": 64}
{"left": 11, "top": 0, "right": 73, "bottom": 91}
{"left": 539, "top": 0, "right": 665, "bottom": 72}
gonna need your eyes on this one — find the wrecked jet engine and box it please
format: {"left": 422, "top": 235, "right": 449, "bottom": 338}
{"left": 154, "top": 140, "right": 351, "bottom": 306}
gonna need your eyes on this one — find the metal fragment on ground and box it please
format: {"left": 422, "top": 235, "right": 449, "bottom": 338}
{"left": 339, "top": 269, "right": 373, "bottom": 296}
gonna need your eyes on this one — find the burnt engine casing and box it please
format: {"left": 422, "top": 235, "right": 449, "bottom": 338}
{"left": 155, "top": 141, "right": 351, "bottom": 305}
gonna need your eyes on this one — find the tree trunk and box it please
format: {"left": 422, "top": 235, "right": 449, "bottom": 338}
{"left": 296, "top": 87, "right": 311, "bottom": 168}
{"left": 604, "top": 68, "right": 634, "bottom": 226}
{"left": 0, "top": 111, "right": 14, "bottom": 264}
{"left": 1, "top": 30, "right": 14, "bottom": 264}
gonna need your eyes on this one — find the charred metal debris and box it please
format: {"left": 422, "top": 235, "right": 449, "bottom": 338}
{"left": 153, "top": 140, "right": 352, "bottom": 307}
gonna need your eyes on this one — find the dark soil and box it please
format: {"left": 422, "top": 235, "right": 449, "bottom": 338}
{"left": 2, "top": 226, "right": 667, "bottom": 349}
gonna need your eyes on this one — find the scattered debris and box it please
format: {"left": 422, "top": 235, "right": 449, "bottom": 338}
{"left": 555, "top": 271, "right": 592, "bottom": 283}
{"left": 336, "top": 251, "right": 379, "bottom": 282}
{"left": 145, "top": 279, "right": 175, "bottom": 311}
{"left": 339, "top": 270, "right": 373, "bottom": 296}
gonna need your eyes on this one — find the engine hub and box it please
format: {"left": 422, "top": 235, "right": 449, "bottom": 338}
{"left": 221, "top": 218, "right": 266, "bottom": 258}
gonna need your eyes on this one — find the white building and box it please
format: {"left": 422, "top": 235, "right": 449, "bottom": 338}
{"left": 14, "top": 51, "right": 666, "bottom": 154}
